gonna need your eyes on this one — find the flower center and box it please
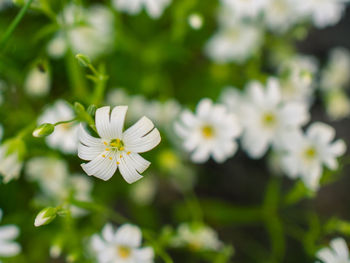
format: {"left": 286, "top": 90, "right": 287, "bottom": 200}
{"left": 262, "top": 112, "right": 276, "bottom": 127}
{"left": 201, "top": 125, "right": 215, "bottom": 139}
{"left": 117, "top": 245, "right": 131, "bottom": 259}
{"left": 109, "top": 139, "right": 125, "bottom": 151}
{"left": 303, "top": 146, "right": 317, "bottom": 160}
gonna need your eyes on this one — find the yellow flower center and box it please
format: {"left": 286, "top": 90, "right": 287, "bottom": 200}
{"left": 109, "top": 138, "right": 125, "bottom": 151}
{"left": 201, "top": 125, "right": 215, "bottom": 139}
{"left": 262, "top": 112, "right": 276, "bottom": 127}
{"left": 117, "top": 246, "right": 131, "bottom": 259}
{"left": 303, "top": 146, "right": 317, "bottom": 160}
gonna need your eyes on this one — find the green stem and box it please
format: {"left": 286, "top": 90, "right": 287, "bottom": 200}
{"left": 54, "top": 118, "right": 77, "bottom": 127}
{"left": 0, "top": 0, "right": 35, "bottom": 51}
{"left": 143, "top": 230, "right": 174, "bottom": 263}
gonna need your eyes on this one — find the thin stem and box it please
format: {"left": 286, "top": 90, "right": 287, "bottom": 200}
{"left": 54, "top": 118, "right": 77, "bottom": 127}
{"left": 0, "top": 0, "right": 35, "bottom": 51}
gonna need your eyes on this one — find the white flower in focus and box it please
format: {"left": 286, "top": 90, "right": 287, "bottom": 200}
{"left": 0, "top": 209, "right": 21, "bottom": 259}
{"left": 279, "top": 55, "right": 318, "bottom": 105}
{"left": 316, "top": 237, "right": 350, "bottom": 263}
{"left": 221, "top": 0, "right": 267, "bottom": 19}
{"left": 175, "top": 98, "right": 242, "bottom": 163}
{"left": 321, "top": 47, "right": 350, "bottom": 92}
{"left": 38, "top": 100, "right": 78, "bottom": 154}
{"left": 281, "top": 122, "right": 346, "bottom": 190}
{"left": 48, "top": 4, "right": 115, "bottom": 59}
{"left": 240, "top": 78, "right": 310, "bottom": 158}
{"left": 78, "top": 106, "right": 161, "bottom": 183}
{"left": 91, "top": 223, "right": 154, "bottom": 263}
{"left": 0, "top": 141, "right": 24, "bottom": 183}
{"left": 205, "top": 21, "right": 262, "bottom": 63}
{"left": 26, "top": 157, "right": 68, "bottom": 198}
{"left": 296, "top": 0, "right": 349, "bottom": 28}
{"left": 24, "top": 66, "right": 51, "bottom": 97}
{"left": 112, "top": 0, "right": 171, "bottom": 19}
{"left": 263, "top": 0, "right": 299, "bottom": 33}
{"left": 172, "top": 223, "right": 222, "bottom": 251}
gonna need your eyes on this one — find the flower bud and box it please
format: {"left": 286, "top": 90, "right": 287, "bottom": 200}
{"left": 76, "top": 54, "right": 91, "bottom": 67}
{"left": 32, "top": 123, "right": 55, "bottom": 138}
{"left": 34, "top": 207, "right": 57, "bottom": 227}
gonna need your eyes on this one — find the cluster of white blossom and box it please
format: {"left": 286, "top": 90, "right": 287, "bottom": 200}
{"left": 175, "top": 76, "right": 346, "bottom": 191}
{"left": 206, "top": 0, "right": 350, "bottom": 63}
{"left": 316, "top": 237, "right": 350, "bottom": 263}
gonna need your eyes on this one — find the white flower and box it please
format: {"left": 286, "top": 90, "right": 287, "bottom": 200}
{"left": 278, "top": 55, "right": 318, "bottom": 105}
{"left": 321, "top": 47, "right": 350, "bottom": 92}
{"left": 325, "top": 90, "right": 350, "bottom": 121}
{"left": 112, "top": 0, "right": 171, "bottom": 19}
{"left": 221, "top": 0, "right": 267, "bottom": 19}
{"left": 24, "top": 66, "right": 51, "bottom": 97}
{"left": 263, "top": 0, "right": 299, "bottom": 33}
{"left": 47, "top": 4, "right": 115, "bottom": 59}
{"left": 26, "top": 157, "right": 69, "bottom": 198}
{"left": 219, "top": 86, "right": 245, "bottom": 116}
{"left": 0, "top": 209, "right": 21, "bottom": 258}
{"left": 188, "top": 13, "right": 203, "bottom": 30}
{"left": 205, "top": 20, "right": 262, "bottom": 63}
{"left": 0, "top": 142, "right": 24, "bottom": 183}
{"left": 38, "top": 100, "right": 78, "bottom": 154}
{"left": 78, "top": 106, "right": 161, "bottom": 183}
{"left": 281, "top": 122, "right": 346, "bottom": 190}
{"left": 316, "top": 237, "right": 350, "bottom": 263}
{"left": 175, "top": 98, "right": 242, "bottom": 163}
{"left": 296, "top": 0, "right": 349, "bottom": 28}
{"left": 91, "top": 223, "right": 154, "bottom": 263}
{"left": 240, "top": 78, "right": 310, "bottom": 158}
{"left": 129, "top": 175, "right": 157, "bottom": 205}
{"left": 171, "top": 223, "right": 222, "bottom": 251}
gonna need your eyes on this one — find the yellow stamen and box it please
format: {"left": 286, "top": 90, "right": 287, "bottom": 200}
{"left": 117, "top": 246, "right": 131, "bottom": 259}
{"left": 105, "top": 148, "right": 110, "bottom": 151}
{"left": 104, "top": 142, "right": 108, "bottom": 146}
{"left": 102, "top": 154, "right": 106, "bottom": 158}
{"left": 201, "top": 125, "right": 215, "bottom": 138}
{"left": 117, "top": 161, "right": 120, "bottom": 165}
{"left": 120, "top": 146, "right": 125, "bottom": 151}
{"left": 127, "top": 151, "right": 131, "bottom": 155}
{"left": 109, "top": 157, "right": 112, "bottom": 160}
{"left": 120, "top": 155, "right": 123, "bottom": 158}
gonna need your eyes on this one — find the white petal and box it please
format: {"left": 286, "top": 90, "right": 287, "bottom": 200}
{"left": 0, "top": 225, "right": 19, "bottom": 240}
{"left": 266, "top": 78, "right": 281, "bottom": 107}
{"left": 81, "top": 152, "right": 117, "bottom": 181}
{"left": 330, "top": 140, "right": 346, "bottom": 156}
{"left": 127, "top": 153, "right": 151, "bottom": 173}
{"left": 125, "top": 128, "right": 161, "bottom": 153}
{"left": 242, "top": 130, "right": 270, "bottom": 159}
{"left": 123, "top": 117, "right": 154, "bottom": 142}
{"left": 78, "top": 143, "right": 104, "bottom": 161}
{"left": 317, "top": 248, "right": 337, "bottom": 263}
{"left": 134, "top": 247, "right": 155, "bottom": 263}
{"left": 302, "top": 162, "right": 322, "bottom": 191}
{"left": 180, "top": 110, "right": 197, "bottom": 127}
{"left": 91, "top": 235, "right": 106, "bottom": 252}
{"left": 95, "top": 106, "right": 114, "bottom": 139}
{"left": 102, "top": 223, "right": 115, "bottom": 243}
{"left": 191, "top": 145, "right": 211, "bottom": 163}
{"left": 307, "top": 122, "right": 335, "bottom": 143}
{"left": 78, "top": 124, "right": 102, "bottom": 147}
{"left": 247, "top": 81, "right": 265, "bottom": 107}
{"left": 197, "top": 98, "right": 212, "bottom": 118}
{"left": 279, "top": 102, "right": 310, "bottom": 127}
{"left": 118, "top": 154, "right": 143, "bottom": 184}
{"left": 281, "top": 155, "right": 299, "bottom": 179}
{"left": 0, "top": 242, "right": 21, "bottom": 257}
{"left": 174, "top": 122, "right": 190, "bottom": 138}
{"left": 110, "top": 106, "right": 128, "bottom": 139}
{"left": 330, "top": 238, "right": 349, "bottom": 259}
{"left": 115, "top": 224, "right": 142, "bottom": 248}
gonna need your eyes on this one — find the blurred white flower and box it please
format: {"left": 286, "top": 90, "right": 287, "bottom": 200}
{"left": 171, "top": 223, "right": 222, "bottom": 251}
{"left": 129, "top": 175, "right": 157, "bottom": 205}
{"left": 281, "top": 122, "right": 346, "bottom": 190}
{"left": 296, "top": 0, "right": 349, "bottom": 28}
{"left": 219, "top": 87, "right": 245, "bottom": 116}
{"left": 325, "top": 90, "right": 350, "bottom": 120}
{"left": 263, "top": 0, "right": 299, "bottom": 33}
{"left": 188, "top": 13, "right": 203, "bottom": 30}
{"left": 316, "top": 237, "right": 350, "bottom": 263}
{"left": 38, "top": 100, "right": 78, "bottom": 154}
{"left": 0, "top": 0, "right": 11, "bottom": 11}
{"left": 221, "top": 0, "right": 267, "bottom": 19}
{"left": 205, "top": 20, "right": 262, "bottom": 63}
{"left": 78, "top": 106, "right": 161, "bottom": 183}
{"left": 175, "top": 98, "right": 242, "bottom": 163}
{"left": 48, "top": 4, "right": 115, "bottom": 59}
{"left": 91, "top": 223, "right": 154, "bottom": 263}
{"left": 240, "top": 78, "right": 310, "bottom": 158}
{"left": 0, "top": 209, "right": 21, "bottom": 259}
{"left": 321, "top": 47, "right": 350, "bottom": 92}
{"left": 279, "top": 55, "right": 318, "bottom": 105}
{"left": 0, "top": 141, "right": 24, "bottom": 183}
{"left": 112, "top": 0, "right": 171, "bottom": 19}
{"left": 24, "top": 66, "right": 51, "bottom": 97}
{"left": 26, "top": 157, "right": 68, "bottom": 198}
